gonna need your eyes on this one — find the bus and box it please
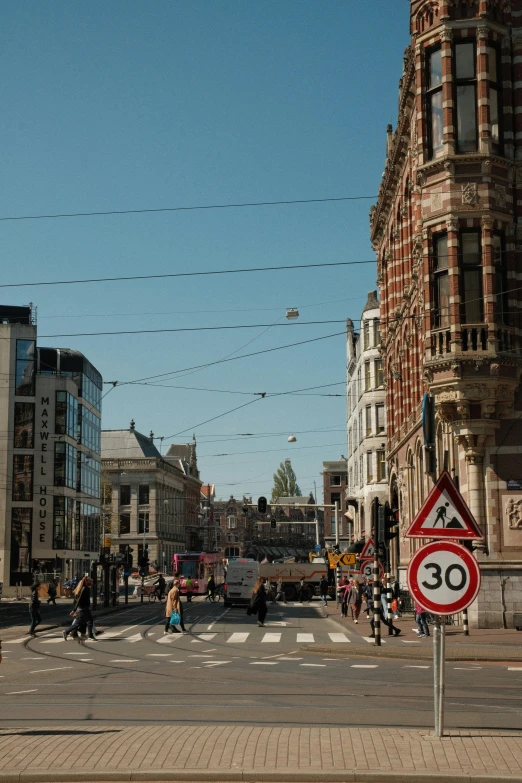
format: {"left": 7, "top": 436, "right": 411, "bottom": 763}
{"left": 172, "top": 552, "right": 224, "bottom": 596}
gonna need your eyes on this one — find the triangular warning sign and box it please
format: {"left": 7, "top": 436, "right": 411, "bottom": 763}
{"left": 405, "top": 471, "right": 483, "bottom": 540}
{"left": 359, "top": 537, "right": 375, "bottom": 560}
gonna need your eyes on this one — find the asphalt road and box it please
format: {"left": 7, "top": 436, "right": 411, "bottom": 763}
{"left": 1, "top": 597, "right": 521, "bottom": 730}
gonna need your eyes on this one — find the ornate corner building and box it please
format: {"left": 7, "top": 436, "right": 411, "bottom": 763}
{"left": 371, "top": 0, "right": 522, "bottom": 628}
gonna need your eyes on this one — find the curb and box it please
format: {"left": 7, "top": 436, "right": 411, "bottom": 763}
{"left": 302, "top": 643, "right": 522, "bottom": 662}
{"left": 0, "top": 769, "right": 521, "bottom": 783}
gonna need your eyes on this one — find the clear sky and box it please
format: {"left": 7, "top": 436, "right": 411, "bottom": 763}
{"left": 2, "top": 1, "right": 410, "bottom": 501}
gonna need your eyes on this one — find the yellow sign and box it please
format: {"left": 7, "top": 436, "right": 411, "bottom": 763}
{"left": 328, "top": 552, "right": 357, "bottom": 568}
{"left": 104, "top": 536, "right": 112, "bottom": 548}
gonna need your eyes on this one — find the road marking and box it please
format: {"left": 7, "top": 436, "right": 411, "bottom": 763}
{"left": 168, "top": 660, "right": 185, "bottom": 663}
{"left": 351, "top": 664, "right": 378, "bottom": 668}
{"left": 157, "top": 635, "right": 181, "bottom": 644}
{"left": 250, "top": 661, "right": 278, "bottom": 665}
{"left": 63, "top": 652, "right": 85, "bottom": 655}
{"left": 401, "top": 640, "right": 421, "bottom": 644}
{"left": 39, "top": 639, "right": 65, "bottom": 644}
{"left": 296, "top": 633, "right": 314, "bottom": 643}
{"left": 403, "top": 665, "right": 430, "bottom": 669}
{"left": 22, "top": 657, "right": 43, "bottom": 660}
{"left": 108, "top": 659, "right": 139, "bottom": 663}
{"left": 123, "top": 633, "right": 143, "bottom": 643}
{"left": 203, "top": 648, "right": 216, "bottom": 652}
{"left": 189, "top": 654, "right": 214, "bottom": 658}
{"left": 322, "top": 658, "right": 339, "bottom": 661}
{"left": 300, "top": 664, "right": 326, "bottom": 667}
{"left": 261, "top": 633, "right": 281, "bottom": 643}
{"left": 278, "top": 657, "right": 303, "bottom": 661}
{"left": 147, "top": 653, "right": 172, "bottom": 657}
{"left": 6, "top": 690, "right": 38, "bottom": 695}
{"left": 203, "top": 661, "right": 231, "bottom": 666}
{"left": 362, "top": 637, "right": 385, "bottom": 644}
{"left": 190, "top": 639, "right": 202, "bottom": 644}
{"left": 507, "top": 667, "right": 522, "bottom": 671}
{"left": 30, "top": 667, "right": 73, "bottom": 674}
{"left": 198, "top": 633, "right": 217, "bottom": 641}
{"left": 328, "top": 633, "right": 351, "bottom": 643}
{"left": 3, "top": 637, "right": 30, "bottom": 643}
{"left": 227, "top": 633, "right": 249, "bottom": 644}
{"left": 79, "top": 658, "right": 93, "bottom": 662}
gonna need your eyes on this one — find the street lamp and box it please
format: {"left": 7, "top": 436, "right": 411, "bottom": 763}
{"left": 286, "top": 308, "right": 299, "bottom": 320}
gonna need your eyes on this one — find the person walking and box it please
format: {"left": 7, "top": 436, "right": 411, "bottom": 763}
{"left": 367, "top": 584, "right": 401, "bottom": 637}
{"left": 154, "top": 573, "right": 166, "bottom": 600}
{"left": 414, "top": 602, "right": 430, "bottom": 637}
{"left": 185, "top": 576, "right": 194, "bottom": 602}
{"left": 319, "top": 576, "right": 329, "bottom": 607}
{"left": 63, "top": 576, "right": 96, "bottom": 642}
{"left": 165, "top": 579, "right": 188, "bottom": 634}
{"left": 47, "top": 578, "right": 57, "bottom": 606}
{"left": 274, "top": 577, "right": 286, "bottom": 604}
{"left": 362, "top": 579, "right": 373, "bottom": 618}
{"left": 346, "top": 579, "right": 362, "bottom": 623}
{"left": 248, "top": 576, "right": 268, "bottom": 627}
{"left": 27, "top": 583, "right": 41, "bottom": 636}
{"left": 207, "top": 574, "right": 216, "bottom": 600}
{"left": 339, "top": 579, "right": 350, "bottom": 617}
{"left": 297, "top": 577, "right": 308, "bottom": 603}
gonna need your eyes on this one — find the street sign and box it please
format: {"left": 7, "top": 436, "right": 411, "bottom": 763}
{"left": 405, "top": 471, "right": 483, "bottom": 540}
{"left": 358, "top": 559, "right": 384, "bottom": 581}
{"left": 407, "top": 540, "right": 481, "bottom": 616}
{"left": 328, "top": 552, "right": 357, "bottom": 568}
{"left": 359, "top": 537, "right": 375, "bottom": 560}
{"left": 314, "top": 544, "right": 321, "bottom": 552}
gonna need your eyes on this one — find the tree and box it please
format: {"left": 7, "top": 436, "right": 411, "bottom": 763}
{"left": 271, "top": 459, "right": 301, "bottom": 501}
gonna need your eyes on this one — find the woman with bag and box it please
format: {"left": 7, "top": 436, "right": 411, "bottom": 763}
{"left": 247, "top": 576, "right": 268, "bottom": 627}
{"left": 165, "top": 579, "right": 188, "bottom": 634}
{"left": 63, "top": 576, "right": 96, "bottom": 642}
{"left": 346, "top": 579, "right": 362, "bottom": 623}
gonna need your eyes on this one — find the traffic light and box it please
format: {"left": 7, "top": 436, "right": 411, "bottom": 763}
{"left": 377, "top": 502, "right": 399, "bottom": 548}
{"left": 126, "top": 546, "right": 134, "bottom": 569}
{"left": 270, "top": 518, "right": 277, "bottom": 529}
{"left": 258, "top": 496, "right": 267, "bottom": 514}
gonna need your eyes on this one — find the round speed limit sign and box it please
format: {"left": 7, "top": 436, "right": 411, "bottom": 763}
{"left": 407, "top": 540, "right": 481, "bottom": 615}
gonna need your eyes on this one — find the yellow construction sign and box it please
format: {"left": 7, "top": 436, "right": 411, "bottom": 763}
{"left": 328, "top": 552, "right": 357, "bottom": 568}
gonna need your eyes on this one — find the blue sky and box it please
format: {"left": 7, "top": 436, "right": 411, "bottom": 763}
{"left": 2, "top": 1, "right": 410, "bottom": 501}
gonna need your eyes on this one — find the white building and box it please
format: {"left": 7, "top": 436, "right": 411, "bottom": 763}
{"left": 346, "top": 291, "right": 388, "bottom": 539}
{"left": 0, "top": 305, "right": 102, "bottom": 592}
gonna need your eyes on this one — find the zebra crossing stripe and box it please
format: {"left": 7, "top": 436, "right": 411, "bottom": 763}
{"left": 198, "top": 633, "right": 217, "bottom": 641}
{"left": 328, "top": 633, "right": 350, "bottom": 643}
{"left": 296, "top": 633, "right": 314, "bottom": 643}
{"left": 261, "top": 633, "right": 281, "bottom": 643}
{"left": 227, "top": 633, "right": 249, "bottom": 644}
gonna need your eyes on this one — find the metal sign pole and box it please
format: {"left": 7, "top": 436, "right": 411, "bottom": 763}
{"left": 373, "top": 552, "right": 381, "bottom": 647}
{"left": 433, "top": 617, "right": 445, "bottom": 737}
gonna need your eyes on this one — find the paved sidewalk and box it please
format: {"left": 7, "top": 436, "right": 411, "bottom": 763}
{"left": 315, "top": 602, "right": 522, "bottom": 661}
{"left": 0, "top": 725, "right": 521, "bottom": 782}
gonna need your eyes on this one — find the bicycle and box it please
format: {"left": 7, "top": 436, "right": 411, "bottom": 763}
{"left": 148, "top": 589, "right": 165, "bottom": 603}
{"left": 206, "top": 584, "right": 225, "bottom": 603}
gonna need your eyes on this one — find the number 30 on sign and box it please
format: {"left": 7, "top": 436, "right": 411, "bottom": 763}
{"left": 407, "top": 540, "right": 481, "bottom": 616}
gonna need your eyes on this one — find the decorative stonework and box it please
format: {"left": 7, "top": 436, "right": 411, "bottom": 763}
{"left": 439, "top": 28, "right": 453, "bottom": 43}
{"left": 463, "top": 384, "right": 489, "bottom": 401}
{"left": 431, "top": 190, "right": 442, "bottom": 211}
{"left": 495, "top": 185, "right": 508, "bottom": 209}
{"left": 446, "top": 217, "right": 459, "bottom": 232}
{"left": 462, "top": 182, "right": 479, "bottom": 206}
{"left": 503, "top": 496, "right": 522, "bottom": 547}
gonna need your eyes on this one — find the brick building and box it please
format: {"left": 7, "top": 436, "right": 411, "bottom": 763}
{"left": 371, "top": 0, "right": 522, "bottom": 627}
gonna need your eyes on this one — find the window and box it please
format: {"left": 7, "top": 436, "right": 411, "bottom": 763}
{"left": 10, "top": 508, "right": 32, "bottom": 578}
{"left": 375, "top": 358, "right": 384, "bottom": 387}
{"left": 366, "top": 452, "right": 373, "bottom": 483}
{"left": 366, "top": 405, "right": 372, "bottom": 436}
{"left": 493, "top": 232, "right": 508, "bottom": 325}
{"left": 433, "top": 233, "right": 449, "bottom": 328}
{"left": 376, "top": 404, "right": 385, "bottom": 434}
{"left": 15, "top": 339, "right": 35, "bottom": 397}
{"left": 139, "top": 485, "right": 150, "bottom": 505}
{"left": 227, "top": 515, "right": 237, "bottom": 529}
{"left": 364, "top": 321, "right": 370, "bottom": 349}
{"left": 488, "top": 45, "right": 502, "bottom": 152}
{"left": 14, "top": 402, "right": 34, "bottom": 448}
{"left": 455, "top": 41, "right": 477, "bottom": 153}
{"left": 364, "top": 362, "right": 371, "bottom": 391}
{"left": 357, "top": 367, "right": 362, "bottom": 397}
{"left": 55, "top": 391, "right": 78, "bottom": 439}
{"left": 330, "top": 475, "right": 341, "bottom": 486}
{"left": 377, "top": 449, "right": 386, "bottom": 482}
{"left": 53, "top": 496, "right": 75, "bottom": 549}
{"left": 119, "top": 513, "right": 131, "bottom": 535}
{"left": 358, "top": 410, "right": 363, "bottom": 442}
{"left": 138, "top": 512, "right": 150, "bottom": 534}
{"left": 120, "top": 485, "right": 131, "bottom": 505}
{"left": 12, "top": 454, "right": 34, "bottom": 501}
{"left": 373, "top": 319, "right": 381, "bottom": 346}
{"left": 359, "top": 456, "right": 364, "bottom": 487}
{"left": 77, "top": 452, "right": 100, "bottom": 498}
{"left": 54, "top": 443, "right": 77, "bottom": 489}
{"left": 460, "top": 230, "right": 483, "bottom": 323}
{"left": 427, "top": 47, "right": 443, "bottom": 158}
{"left": 348, "top": 427, "right": 352, "bottom": 456}
{"left": 353, "top": 421, "right": 358, "bottom": 447}
{"left": 330, "top": 492, "right": 341, "bottom": 508}
{"left": 354, "top": 460, "right": 358, "bottom": 486}
{"left": 78, "top": 406, "right": 101, "bottom": 453}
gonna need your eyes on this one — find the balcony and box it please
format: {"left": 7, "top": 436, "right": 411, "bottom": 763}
{"left": 429, "top": 325, "right": 522, "bottom": 360}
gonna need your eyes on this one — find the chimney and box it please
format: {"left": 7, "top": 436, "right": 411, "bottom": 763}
{"left": 129, "top": 419, "right": 135, "bottom": 432}
{"left": 386, "top": 124, "right": 393, "bottom": 155}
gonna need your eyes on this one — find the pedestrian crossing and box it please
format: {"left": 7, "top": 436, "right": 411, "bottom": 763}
{"left": 11, "top": 630, "right": 354, "bottom": 646}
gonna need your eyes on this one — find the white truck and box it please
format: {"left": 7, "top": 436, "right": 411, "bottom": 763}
{"left": 258, "top": 561, "right": 351, "bottom": 601}
{"left": 224, "top": 559, "right": 259, "bottom": 606}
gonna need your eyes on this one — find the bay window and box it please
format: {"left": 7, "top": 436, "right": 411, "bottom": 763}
{"left": 488, "top": 45, "right": 502, "bottom": 153}
{"left": 455, "top": 41, "right": 477, "bottom": 153}
{"left": 427, "top": 47, "right": 443, "bottom": 158}
{"left": 433, "top": 233, "right": 449, "bottom": 328}
{"left": 460, "top": 230, "right": 483, "bottom": 323}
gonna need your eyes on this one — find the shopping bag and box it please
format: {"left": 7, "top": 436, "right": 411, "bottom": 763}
{"left": 170, "top": 611, "right": 181, "bottom": 625}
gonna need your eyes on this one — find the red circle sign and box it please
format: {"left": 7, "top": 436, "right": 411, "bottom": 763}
{"left": 407, "top": 540, "right": 481, "bottom": 615}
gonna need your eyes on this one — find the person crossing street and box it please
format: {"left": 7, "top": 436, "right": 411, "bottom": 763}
{"left": 27, "top": 583, "right": 41, "bottom": 636}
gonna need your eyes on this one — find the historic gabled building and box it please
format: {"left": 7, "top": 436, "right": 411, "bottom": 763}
{"left": 371, "top": 0, "right": 522, "bottom": 627}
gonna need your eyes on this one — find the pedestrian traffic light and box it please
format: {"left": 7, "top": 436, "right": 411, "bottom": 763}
{"left": 270, "top": 518, "right": 277, "bottom": 529}
{"left": 258, "top": 496, "right": 267, "bottom": 514}
{"left": 377, "top": 502, "right": 399, "bottom": 548}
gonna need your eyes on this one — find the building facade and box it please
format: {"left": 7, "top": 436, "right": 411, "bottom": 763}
{"left": 345, "top": 293, "right": 388, "bottom": 543}
{"left": 371, "top": 0, "right": 522, "bottom": 627}
{"left": 322, "top": 461, "right": 349, "bottom": 549}
{"left": 0, "top": 305, "right": 102, "bottom": 591}
{"left": 101, "top": 423, "right": 188, "bottom": 573}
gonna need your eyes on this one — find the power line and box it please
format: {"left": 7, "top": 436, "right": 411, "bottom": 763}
{"left": 0, "top": 259, "right": 375, "bottom": 291}
{"left": 0, "top": 195, "right": 376, "bottom": 224}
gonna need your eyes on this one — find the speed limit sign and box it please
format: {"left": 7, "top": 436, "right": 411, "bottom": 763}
{"left": 359, "top": 559, "right": 384, "bottom": 581}
{"left": 407, "top": 540, "right": 481, "bottom": 615}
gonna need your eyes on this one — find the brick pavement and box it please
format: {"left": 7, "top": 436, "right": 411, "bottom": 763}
{"left": 0, "top": 725, "right": 521, "bottom": 782}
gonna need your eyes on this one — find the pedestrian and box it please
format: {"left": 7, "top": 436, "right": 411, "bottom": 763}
{"left": 165, "top": 579, "right": 188, "bottom": 634}
{"left": 207, "top": 574, "right": 216, "bottom": 600}
{"left": 274, "top": 577, "right": 286, "bottom": 604}
{"left": 27, "top": 583, "right": 41, "bottom": 636}
{"left": 297, "top": 577, "right": 308, "bottom": 603}
{"left": 380, "top": 580, "right": 389, "bottom": 620}
{"left": 346, "top": 579, "right": 362, "bottom": 623}
{"left": 363, "top": 579, "right": 372, "bottom": 618}
{"left": 415, "top": 602, "right": 430, "bottom": 637}
{"left": 247, "top": 576, "right": 267, "bottom": 627}
{"left": 367, "top": 585, "right": 401, "bottom": 637}
{"left": 47, "top": 578, "right": 57, "bottom": 605}
{"left": 154, "top": 573, "right": 166, "bottom": 600}
{"left": 63, "top": 576, "right": 96, "bottom": 643}
{"left": 319, "top": 576, "right": 329, "bottom": 607}
{"left": 185, "top": 576, "right": 194, "bottom": 602}
{"left": 339, "top": 579, "right": 350, "bottom": 617}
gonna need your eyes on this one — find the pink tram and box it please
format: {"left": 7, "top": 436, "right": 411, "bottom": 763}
{"left": 172, "top": 552, "right": 224, "bottom": 595}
